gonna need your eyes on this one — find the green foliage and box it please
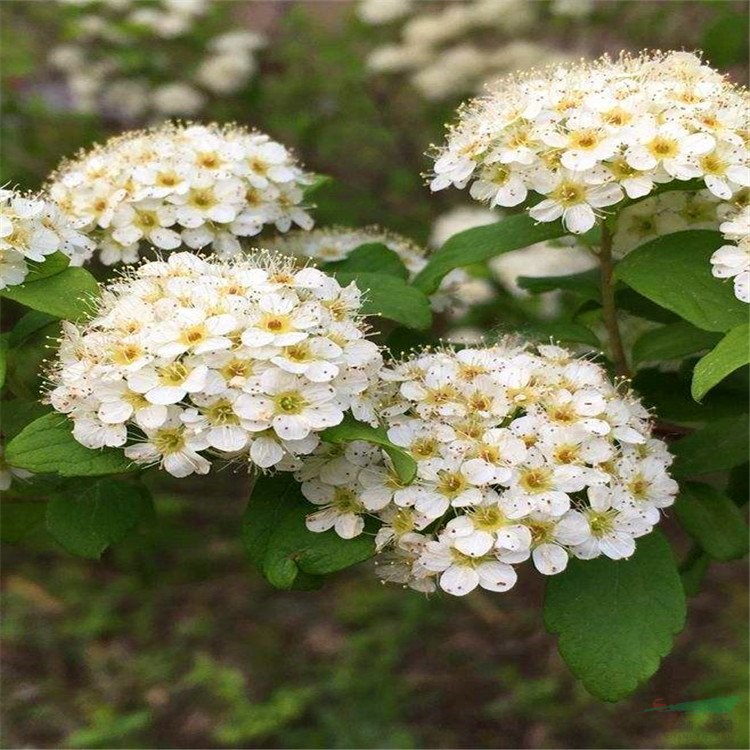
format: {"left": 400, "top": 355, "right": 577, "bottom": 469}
{"left": 615, "top": 231, "right": 746, "bottom": 332}
{"left": 544, "top": 531, "right": 686, "bottom": 702}
{"left": 320, "top": 415, "right": 417, "bottom": 484}
{"left": 326, "top": 243, "right": 409, "bottom": 279}
{"left": 24, "top": 251, "right": 70, "bottom": 281}
{"left": 185, "top": 653, "right": 314, "bottom": 746}
{"left": 702, "top": 9, "right": 749, "bottom": 67}
{"left": 675, "top": 482, "right": 748, "bottom": 562}
{"left": 0, "top": 501, "right": 47, "bottom": 543}
{"left": 0, "top": 398, "right": 50, "bottom": 440}
{"left": 1, "top": 266, "right": 100, "bottom": 320}
{"left": 671, "top": 415, "right": 750, "bottom": 478}
{"left": 692, "top": 323, "right": 750, "bottom": 401}
{"left": 332, "top": 271, "right": 432, "bottom": 329}
{"left": 413, "top": 215, "right": 566, "bottom": 295}
{"left": 242, "top": 473, "right": 374, "bottom": 590}
{"left": 46, "top": 479, "right": 153, "bottom": 558}
{"left": 5, "top": 413, "right": 134, "bottom": 476}
{"left": 0, "top": 332, "right": 8, "bottom": 389}
{"left": 517, "top": 268, "right": 600, "bottom": 300}
{"left": 5, "top": 320, "right": 61, "bottom": 400}
{"left": 632, "top": 322, "right": 721, "bottom": 367}
{"left": 522, "top": 321, "right": 600, "bottom": 348}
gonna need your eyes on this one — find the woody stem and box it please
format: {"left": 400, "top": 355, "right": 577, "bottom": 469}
{"left": 598, "top": 223, "right": 631, "bottom": 378}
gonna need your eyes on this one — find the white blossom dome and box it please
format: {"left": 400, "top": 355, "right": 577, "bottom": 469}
{"left": 46, "top": 122, "right": 315, "bottom": 266}
{"left": 45, "top": 252, "right": 383, "bottom": 477}
{"left": 0, "top": 188, "right": 94, "bottom": 290}
{"left": 264, "top": 225, "right": 493, "bottom": 313}
{"left": 430, "top": 51, "right": 750, "bottom": 235}
{"left": 294, "top": 341, "right": 678, "bottom": 596}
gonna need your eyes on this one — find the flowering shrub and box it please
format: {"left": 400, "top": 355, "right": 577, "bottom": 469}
{"left": 47, "top": 122, "right": 314, "bottom": 264}
{"left": 1, "top": 47, "right": 747, "bottom": 707}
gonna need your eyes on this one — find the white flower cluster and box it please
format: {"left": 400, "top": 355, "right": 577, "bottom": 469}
{"left": 47, "top": 122, "right": 314, "bottom": 265}
{"left": 46, "top": 252, "right": 383, "bottom": 477}
{"left": 711, "top": 203, "right": 750, "bottom": 303}
{"left": 49, "top": 0, "right": 264, "bottom": 121}
{"left": 295, "top": 342, "right": 677, "bottom": 596}
{"left": 0, "top": 188, "right": 94, "bottom": 290}
{"left": 264, "top": 226, "right": 493, "bottom": 314}
{"left": 431, "top": 51, "right": 750, "bottom": 234}
{"left": 363, "top": 0, "right": 575, "bottom": 101}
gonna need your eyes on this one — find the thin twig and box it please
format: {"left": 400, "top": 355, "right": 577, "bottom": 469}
{"left": 598, "top": 223, "right": 631, "bottom": 378}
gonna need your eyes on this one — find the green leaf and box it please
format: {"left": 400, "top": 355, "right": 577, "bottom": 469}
{"left": 302, "top": 173, "right": 333, "bottom": 199}
{"left": 615, "top": 230, "right": 746, "bottom": 332}
{"left": 615, "top": 289, "right": 681, "bottom": 324}
{"left": 242, "top": 473, "right": 374, "bottom": 590}
{"left": 321, "top": 415, "right": 417, "bottom": 484}
{"left": 0, "top": 501, "right": 47, "bottom": 543}
{"left": 517, "top": 269, "right": 600, "bottom": 301}
{"left": 23, "top": 251, "right": 70, "bottom": 282}
{"left": 0, "top": 399, "right": 51, "bottom": 440}
{"left": 521, "top": 321, "right": 600, "bottom": 348}
{"left": 325, "top": 243, "right": 409, "bottom": 279}
{"left": 1, "top": 267, "right": 100, "bottom": 320}
{"left": 8, "top": 310, "right": 57, "bottom": 346}
{"left": 671, "top": 415, "right": 750, "bottom": 478}
{"left": 679, "top": 547, "right": 710, "bottom": 598}
{"left": 333, "top": 272, "right": 432, "bottom": 330}
{"left": 544, "top": 531, "right": 686, "bottom": 702}
{"left": 674, "top": 482, "right": 748, "bottom": 561}
{"left": 633, "top": 369, "right": 741, "bottom": 424}
{"left": 6, "top": 320, "right": 61, "bottom": 400}
{"left": 46, "top": 479, "right": 146, "bottom": 558}
{"left": 413, "top": 214, "right": 565, "bottom": 295}
{"left": 632, "top": 322, "right": 721, "bottom": 367}
{"left": 6, "top": 413, "right": 134, "bottom": 477}
{"left": 691, "top": 323, "right": 750, "bottom": 401}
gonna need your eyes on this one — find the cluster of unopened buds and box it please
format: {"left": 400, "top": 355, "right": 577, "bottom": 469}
{"left": 295, "top": 342, "right": 677, "bottom": 596}
{"left": 0, "top": 188, "right": 94, "bottom": 290}
{"left": 46, "top": 252, "right": 382, "bottom": 477}
{"left": 47, "top": 122, "right": 314, "bottom": 265}
{"left": 265, "top": 226, "right": 493, "bottom": 313}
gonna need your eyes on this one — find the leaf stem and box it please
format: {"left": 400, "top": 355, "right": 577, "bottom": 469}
{"left": 598, "top": 223, "right": 631, "bottom": 378}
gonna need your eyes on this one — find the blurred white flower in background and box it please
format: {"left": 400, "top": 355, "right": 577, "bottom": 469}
{"left": 358, "top": 0, "right": 414, "bottom": 25}
{"left": 48, "top": 0, "right": 265, "bottom": 122}
{"left": 361, "top": 0, "right": 582, "bottom": 100}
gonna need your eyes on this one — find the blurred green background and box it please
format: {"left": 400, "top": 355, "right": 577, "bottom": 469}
{"left": 1, "top": 1, "right": 748, "bottom": 748}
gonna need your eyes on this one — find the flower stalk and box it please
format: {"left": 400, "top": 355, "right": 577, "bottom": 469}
{"left": 598, "top": 223, "right": 631, "bottom": 379}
